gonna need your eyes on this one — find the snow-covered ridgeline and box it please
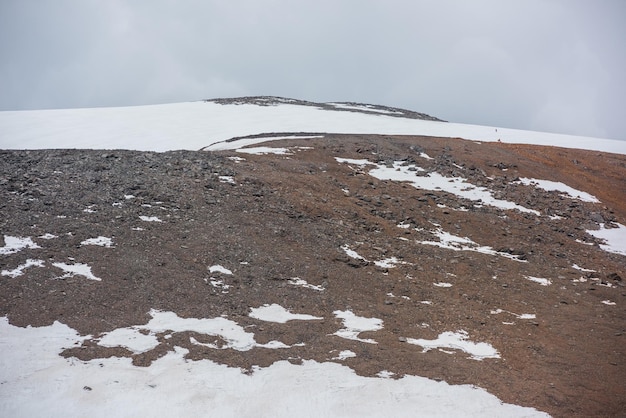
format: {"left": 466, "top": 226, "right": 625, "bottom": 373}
{"left": 0, "top": 101, "right": 624, "bottom": 154}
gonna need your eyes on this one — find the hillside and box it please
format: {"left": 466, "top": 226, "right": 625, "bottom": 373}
{"left": 1, "top": 99, "right": 625, "bottom": 417}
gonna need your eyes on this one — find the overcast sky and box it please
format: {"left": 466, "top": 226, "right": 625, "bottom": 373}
{"left": 1, "top": 0, "right": 624, "bottom": 140}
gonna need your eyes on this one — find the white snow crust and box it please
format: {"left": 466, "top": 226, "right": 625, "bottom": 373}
{"left": 80, "top": 236, "right": 114, "bottom": 247}
{"left": 333, "top": 310, "right": 383, "bottom": 344}
{"left": 518, "top": 178, "right": 599, "bottom": 203}
{"left": 1, "top": 259, "right": 45, "bottom": 278}
{"left": 0, "top": 101, "right": 623, "bottom": 155}
{"left": 209, "top": 265, "right": 233, "bottom": 275}
{"left": 367, "top": 161, "right": 540, "bottom": 215}
{"left": 0, "top": 235, "right": 41, "bottom": 255}
{"left": 52, "top": 262, "right": 101, "bottom": 281}
{"left": 0, "top": 317, "right": 549, "bottom": 418}
{"left": 587, "top": 223, "right": 626, "bottom": 256}
{"left": 407, "top": 330, "right": 500, "bottom": 361}
{"left": 249, "top": 304, "right": 323, "bottom": 323}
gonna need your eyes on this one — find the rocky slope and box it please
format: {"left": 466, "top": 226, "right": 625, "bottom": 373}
{"left": 1, "top": 134, "right": 625, "bottom": 416}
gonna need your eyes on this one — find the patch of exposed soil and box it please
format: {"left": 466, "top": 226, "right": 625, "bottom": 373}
{"left": 1, "top": 135, "right": 624, "bottom": 417}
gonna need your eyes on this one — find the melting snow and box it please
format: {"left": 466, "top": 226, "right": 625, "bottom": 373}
{"left": 416, "top": 227, "right": 527, "bottom": 261}
{"left": 249, "top": 304, "right": 323, "bottom": 323}
{"left": 38, "top": 233, "right": 57, "bottom": 240}
{"left": 517, "top": 178, "right": 599, "bottom": 203}
{"left": 139, "top": 216, "right": 163, "bottom": 222}
{"left": 1, "top": 259, "right": 45, "bottom": 278}
{"left": 52, "top": 262, "right": 101, "bottom": 281}
{"left": 209, "top": 279, "right": 230, "bottom": 293}
{"left": 374, "top": 257, "right": 402, "bottom": 268}
{"left": 333, "top": 310, "right": 383, "bottom": 344}
{"left": 341, "top": 244, "right": 367, "bottom": 260}
{"left": 227, "top": 156, "right": 246, "bottom": 162}
{"left": 98, "top": 327, "right": 159, "bottom": 353}
{"left": 0, "top": 317, "right": 549, "bottom": 418}
{"left": 377, "top": 370, "right": 396, "bottom": 378}
{"left": 219, "top": 175, "right": 236, "bottom": 184}
{"left": 587, "top": 223, "right": 626, "bottom": 256}
{"left": 490, "top": 309, "right": 536, "bottom": 320}
{"left": 0, "top": 236, "right": 41, "bottom": 255}
{"left": 209, "top": 265, "right": 233, "bottom": 275}
{"left": 334, "top": 157, "right": 371, "bottom": 166}
{"left": 236, "top": 146, "right": 291, "bottom": 155}
{"left": 288, "top": 277, "right": 325, "bottom": 291}
{"left": 333, "top": 350, "right": 357, "bottom": 360}
{"left": 407, "top": 330, "right": 500, "bottom": 361}
{"left": 367, "top": 161, "right": 540, "bottom": 215}
{"left": 97, "top": 309, "right": 290, "bottom": 353}
{"left": 80, "top": 236, "right": 114, "bottom": 247}
{"left": 525, "top": 276, "right": 552, "bottom": 286}
{"left": 572, "top": 264, "right": 595, "bottom": 272}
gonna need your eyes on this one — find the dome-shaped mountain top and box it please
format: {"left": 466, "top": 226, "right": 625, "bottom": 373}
{"left": 205, "top": 96, "right": 446, "bottom": 121}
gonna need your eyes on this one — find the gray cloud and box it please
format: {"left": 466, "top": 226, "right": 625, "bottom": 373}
{"left": 1, "top": 0, "right": 624, "bottom": 140}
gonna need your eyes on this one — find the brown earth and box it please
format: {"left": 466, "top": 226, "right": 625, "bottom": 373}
{"left": 1, "top": 134, "right": 625, "bottom": 417}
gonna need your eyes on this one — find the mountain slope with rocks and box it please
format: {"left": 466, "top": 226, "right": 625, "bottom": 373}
{"left": 1, "top": 99, "right": 625, "bottom": 417}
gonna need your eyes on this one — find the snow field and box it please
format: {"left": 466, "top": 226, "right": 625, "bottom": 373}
{"left": 1, "top": 101, "right": 624, "bottom": 155}
{"left": 0, "top": 316, "right": 549, "bottom": 418}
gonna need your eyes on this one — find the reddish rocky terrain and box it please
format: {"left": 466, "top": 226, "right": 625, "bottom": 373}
{"left": 1, "top": 134, "right": 624, "bottom": 416}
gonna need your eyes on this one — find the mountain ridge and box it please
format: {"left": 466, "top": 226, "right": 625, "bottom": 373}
{"left": 205, "top": 96, "right": 446, "bottom": 122}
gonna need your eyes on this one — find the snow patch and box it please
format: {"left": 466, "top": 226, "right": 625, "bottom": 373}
{"left": 139, "top": 216, "right": 163, "bottom": 222}
{"left": 80, "top": 236, "right": 114, "bottom": 247}
{"left": 407, "top": 330, "right": 500, "bottom": 361}
{"left": 38, "top": 233, "right": 57, "bottom": 240}
{"left": 335, "top": 157, "right": 372, "bottom": 166}
{"left": 333, "top": 310, "right": 383, "bottom": 344}
{"left": 374, "top": 257, "right": 402, "bottom": 268}
{"left": 97, "top": 309, "right": 289, "bottom": 353}
{"left": 341, "top": 244, "right": 367, "bottom": 261}
{"left": 416, "top": 227, "right": 526, "bottom": 261}
{"left": 208, "top": 278, "right": 230, "bottom": 293}
{"left": 369, "top": 161, "right": 540, "bottom": 215}
{"left": 52, "top": 262, "right": 101, "bottom": 281}
{"left": 517, "top": 178, "right": 599, "bottom": 203}
{"left": 0, "top": 236, "right": 41, "bottom": 255}
{"left": 236, "top": 147, "right": 291, "bottom": 155}
{"left": 209, "top": 265, "right": 233, "bottom": 275}
{"left": 218, "top": 175, "right": 236, "bottom": 184}
{"left": 587, "top": 223, "right": 626, "bottom": 256}
{"left": 288, "top": 277, "right": 325, "bottom": 291}
{"left": 249, "top": 304, "right": 323, "bottom": 324}
{"left": 1, "top": 259, "right": 45, "bottom": 278}
{"left": 332, "top": 350, "right": 357, "bottom": 360}
{"left": 572, "top": 264, "right": 595, "bottom": 272}
{"left": 490, "top": 309, "right": 536, "bottom": 320}
{"left": 525, "top": 276, "right": 552, "bottom": 286}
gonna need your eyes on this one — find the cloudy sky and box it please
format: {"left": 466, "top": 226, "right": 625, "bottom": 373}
{"left": 1, "top": 0, "right": 624, "bottom": 140}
